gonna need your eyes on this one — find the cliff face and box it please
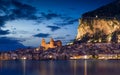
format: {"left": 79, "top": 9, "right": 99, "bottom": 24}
{"left": 76, "top": 18, "right": 120, "bottom": 43}
{"left": 76, "top": 0, "right": 120, "bottom": 43}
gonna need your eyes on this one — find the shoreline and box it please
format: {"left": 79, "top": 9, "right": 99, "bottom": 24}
{"left": 0, "top": 43, "right": 120, "bottom": 60}
{"left": 1, "top": 54, "right": 120, "bottom": 60}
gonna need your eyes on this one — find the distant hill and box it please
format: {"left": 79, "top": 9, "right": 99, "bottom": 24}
{"left": 82, "top": 0, "right": 120, "bottom": 18}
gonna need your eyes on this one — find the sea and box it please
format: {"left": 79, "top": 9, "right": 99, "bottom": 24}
{"left": 0, "top": 60, "right": 120, "bottom": 75}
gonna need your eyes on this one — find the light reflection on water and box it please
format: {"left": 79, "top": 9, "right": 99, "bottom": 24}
{"left": 84, "top": 60, "right": 87, "bottom": 75}
{"left": 0, "top": 60, "right": 120, "bottom": 75}
{"left": 22, "top": 60, "right": 26, "bottom": 75}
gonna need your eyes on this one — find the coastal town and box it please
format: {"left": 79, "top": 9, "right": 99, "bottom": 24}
{"left": 0, "top": 0, "right": 120, "bottom": 61}
{"left": 0, "top": 38, "right": 120, "bottom": 60}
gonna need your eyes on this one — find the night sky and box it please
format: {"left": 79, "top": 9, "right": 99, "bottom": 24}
{"left": 0, "top": 0, "right": 115, "bottom": 51}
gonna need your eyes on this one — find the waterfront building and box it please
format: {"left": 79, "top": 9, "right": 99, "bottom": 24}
{"left": 98, "top": 54, "right": 118, "bottom": 59}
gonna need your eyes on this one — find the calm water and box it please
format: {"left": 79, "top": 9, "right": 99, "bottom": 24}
{"left": 0, "top": 60, "right": 120, "bottom": 75}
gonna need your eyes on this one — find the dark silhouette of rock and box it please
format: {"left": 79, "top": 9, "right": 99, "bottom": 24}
{"left": 82, "top": 0, "right": 120, "bottom": 18}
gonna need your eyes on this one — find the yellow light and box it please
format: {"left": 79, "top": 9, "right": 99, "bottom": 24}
{"left": 36, "top": 48, "right": 39, "bottom": 51}
{"left": 74, "top": 57, "right": 77, "bottom": 59}
{"left": 49, "top": 55, "right": 52, "bottom": 58}
{"left": 84, "top": 55, "right": 87, "bottom": 59}
{"left": 23, "top": 57, "right": 26, "bottom": 60}
{"left": 21, "top": 57, "right": 27, "bottom": 60}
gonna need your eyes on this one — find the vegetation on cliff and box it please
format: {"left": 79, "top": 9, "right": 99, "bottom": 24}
{"left": 76, "top": 0, "right": 120, "bottom": 43}
{"left": 82, "top": 0, "right": 120, "bottom": 18}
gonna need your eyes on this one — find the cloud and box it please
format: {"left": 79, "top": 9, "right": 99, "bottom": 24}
{"left": 0, "top": 0, "right": 38, "bottom": 27}
{"left": 10, "top": 1, "right": 37, "bottom": 20}
{"left": 0, "top": 29, "right": 10, "bottom": 35}
{"left": 0, "top": 0, "right": 42, "bottom": 38}
{"left": 54, "top": 18, "right": 78, "bottom": 26}
{"left": 68, "top": 19, "right": 78, "bottom": 24}
{"left": 0, "top": 0, "right": 37, "bottom": 50}
{"left": 0, "top": 37, "right": 26, "bottom": 51}
{"left": 47, "top": 26, "right": 61, "bottom": 31}
{"left": 55, "top": 37, "right": 66, "bottom": 40}
{"left": 0, "top": 16, "right": 7, "bottom": 27}
{"left": 34, "top": 33, "right": 50, "bottom": 38}
{"left": 36, "top": 29, "right": 40, "bottom": 31}
{"left": 40, "top": 11, "right": 78, "bottom": 26}
{"left": 41, "top": 12, "right": 61, "bottom": 20}
{"left": 66, "top": 34, "right": 71, "bottom": 37}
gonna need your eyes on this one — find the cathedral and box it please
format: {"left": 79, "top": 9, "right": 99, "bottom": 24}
{"left": 40, "top": 38, "right": 62, "bottom": 50}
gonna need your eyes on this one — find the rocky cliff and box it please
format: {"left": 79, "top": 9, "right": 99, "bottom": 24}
{"left": 76, "top": 0, "right": 120, "bottom": 43}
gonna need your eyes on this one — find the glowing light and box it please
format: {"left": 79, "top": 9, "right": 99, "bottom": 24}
{"left": 96, "top": 15, "right": 98, "bottom": 18}
{"left": 36, "top": 48, "right": 39, "bottom": 51}
{"left": 13, "top": 57, "right": 16, "bottom": 60}
{"left": 21, "top": 57, "right": 27, "bottom": 60}
{"left": 23, "top": 57, "right": 26, "bottom": 60}
{"left": 49, "top": 55, "right": 53, "bottom": 58}
{"left": 84, "top": 55, "right": 87, "bottom": 59}
{"left": 67, "top": 42, "right": 73, "bottom": 45}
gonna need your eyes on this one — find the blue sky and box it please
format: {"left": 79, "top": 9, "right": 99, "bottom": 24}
{"left": 0, "top": 0, "right": 115, "bottom": 51}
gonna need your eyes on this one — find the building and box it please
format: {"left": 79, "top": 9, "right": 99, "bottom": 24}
{"left": 98, "top": 54, "right": 118, "bottom": 59}
{"left": 40, "top": 38, "right": 62, "bottom": 50}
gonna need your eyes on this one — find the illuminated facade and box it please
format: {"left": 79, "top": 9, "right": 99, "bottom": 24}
{"left": 41, "top": 38, "right": 62, "bottom": 50}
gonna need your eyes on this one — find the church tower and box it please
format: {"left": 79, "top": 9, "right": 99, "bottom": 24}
{"left": 41, "top": 38, "right": 46, "bottom": 47}
{"left": 49, "top": 38, "right": 55, "bottom": 48}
